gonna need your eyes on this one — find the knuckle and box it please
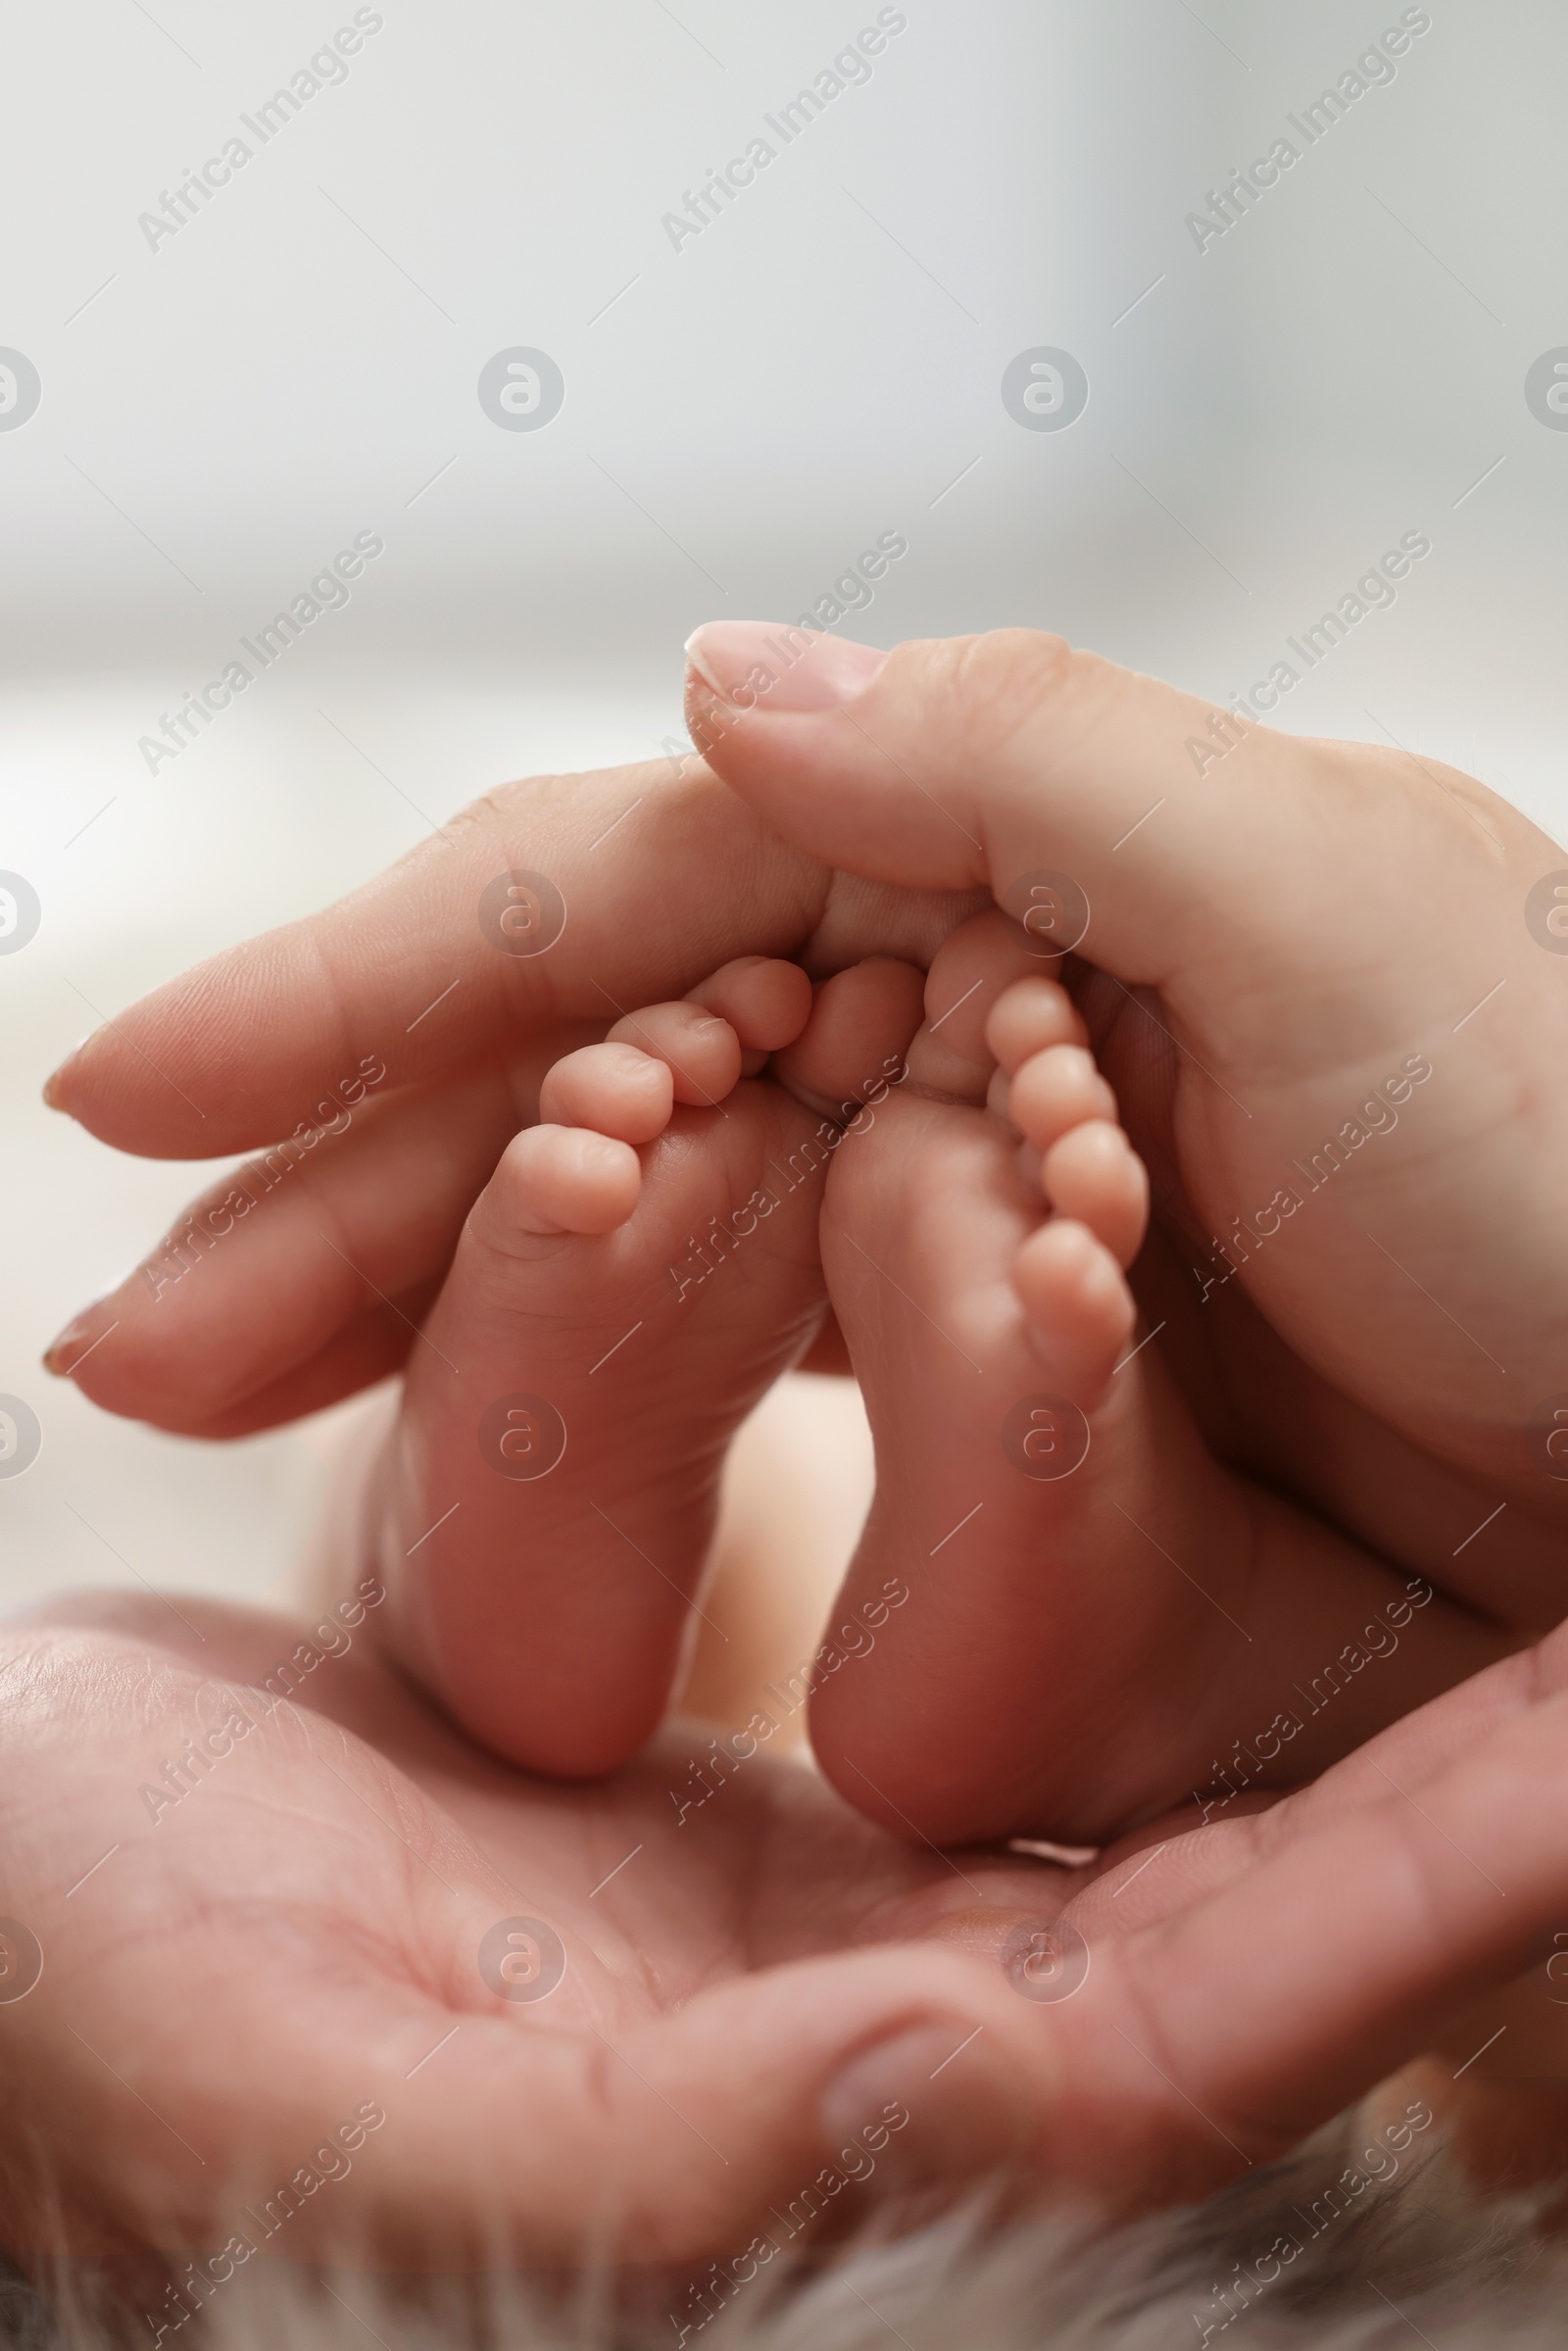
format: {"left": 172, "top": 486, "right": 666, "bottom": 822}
{"left": 442, "top": 780, "right": 550, "bottom": 845}
{"left": 940, "top": 629, "right": 1107, "bottom": 759}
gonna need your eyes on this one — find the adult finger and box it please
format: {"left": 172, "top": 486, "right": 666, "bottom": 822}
{"left": 607, "top": 1672, "right": 1568, "bottom": 2230}
{"left": 45, "top": 760, "right": 985, "bottom": 1162}
{"left": 16, "top": 1918, "right": 1045, "bottom": 2269}
{"left": 1077, "top": 1671, "right": 1568, "bottom": 2180}
{"left": 44, "top": 761, "right": 825, "bottom": 1160}
{"left": 1069, "top": 1626, "right": 1559, "bottom": 1945}
{"left": 42, "top": 1054, "right": 570, "bottom": 1432}
{"left": 151, "top": 1283, "right": 441, "bottom": 1438}
{"left": 683, "top": 623, "right": 1539, "bottom": 1007}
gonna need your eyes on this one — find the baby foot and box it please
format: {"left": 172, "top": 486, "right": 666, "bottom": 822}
{"left": 808, "top": 911, "right": 1488, "bottom": 1846}
{"left": 374, "top": 956, "right": 918, "bottom": 1780}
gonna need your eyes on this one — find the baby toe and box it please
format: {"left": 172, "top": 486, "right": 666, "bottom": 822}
{"left": 685, "top": 955, "right": 814, "bottom": 1054}
{"left": 772, "top": 958, "right": 926, "bottom": 1120}
{"left": 903, "top": 906, "right": 1057, "bottom": 1099}
{"left": 539, "top": 1041, "right": 674, "bottom": 1143}
{"left": 477, "top": 1124, "right": 643, "bottom": 1242}
{"left": 984, "top": 975, "right": 1089, "bottom": 1074}
{"left": 1011, "top": 1216, "right": 1137, "bottom": 1398}
{"left": 607, "top": 1000, "right": 743, "bottom": 1106}
{"left": 1039, "top": 1119, "right": 1150, "bottom": 1266}
{"left": 1008, "top": 1043, "right": 1119, "bottom": 1151}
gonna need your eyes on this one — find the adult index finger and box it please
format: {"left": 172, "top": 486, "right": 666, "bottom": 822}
{"left": 45, "top": 760, "right": 830, "bottom": 1159}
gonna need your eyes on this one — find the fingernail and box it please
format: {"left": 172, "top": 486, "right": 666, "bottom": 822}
{"left": 43, "top": 1032, "right": 95, "bottom": 1110}
{"left": 43, "top": 1311, "right": 99, "bottom": 1377}
{"left": 820, "top": 2022, "right": 1031, "bottom": 2192}
{"left": 685, "top": 622, "right": 888, "bottom": 713}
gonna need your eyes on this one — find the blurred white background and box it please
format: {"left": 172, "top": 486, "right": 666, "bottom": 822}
{"left": 3, "top": 0, "right": 1566, "bottom": 1610}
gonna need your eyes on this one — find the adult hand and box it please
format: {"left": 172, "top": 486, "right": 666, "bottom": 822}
{"left": 46, "top": 638, "right": 1568, "bottom": 1628}
{"left": 685, "top": 623, "right": 1568, "bottom": 1637}
{"left": 40, "top": 630, "right": 1568, "bottom": 1816}
{"left": 4, "top": 1590, "right": 1567, "bottom": 2273}
{"left": 40, "top": 760, "right": 978, "bottom": 1434}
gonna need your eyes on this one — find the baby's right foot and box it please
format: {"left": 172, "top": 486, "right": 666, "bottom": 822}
{"left": 808, "top": 913, "right": 1501, "bottom": 1845}
{"left": 370, "top": 955, "right": 920, "bottom": 1780}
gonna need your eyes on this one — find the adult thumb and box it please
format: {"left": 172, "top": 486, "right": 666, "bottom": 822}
{"left": 682, "top": 622, "right": 1522, "bottom": 998}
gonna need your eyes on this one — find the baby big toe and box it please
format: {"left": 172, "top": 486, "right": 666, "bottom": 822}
{"left": 684, "top": 955, "right": 814, "bottom": 1059}
{"left": 539, "top": 1041, "right": 674, "bottom": 1143}
{"left": 606, "top": 1000, "right": 744, "bottom": 1106}
{"left": 476, "top": 1123, "right": 642, "bottom": 1242}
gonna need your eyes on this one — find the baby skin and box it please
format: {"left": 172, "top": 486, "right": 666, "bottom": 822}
{"left": 372, "top": 955, "right": 831, "bottom": 1776}
{"left": 801, "top": 910, "right": 1500, "bottom": 1842}
{"left": 374, "top": 919, "right": 1500, "bottom": 1845}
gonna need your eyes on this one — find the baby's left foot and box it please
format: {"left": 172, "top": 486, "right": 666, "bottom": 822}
{"left": 808, "top": 912, "right": 1485, "bottom": 1845}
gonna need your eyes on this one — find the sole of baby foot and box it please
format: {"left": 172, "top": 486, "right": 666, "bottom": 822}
{"left": 801, "top": 970, "right": 1329, "bottom": 1845}
{"left": 381, "top": 956, "right": 934, "bottom": 1782}
{"left": 382, "top": 961, "right": 836, "bottom": 1778}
